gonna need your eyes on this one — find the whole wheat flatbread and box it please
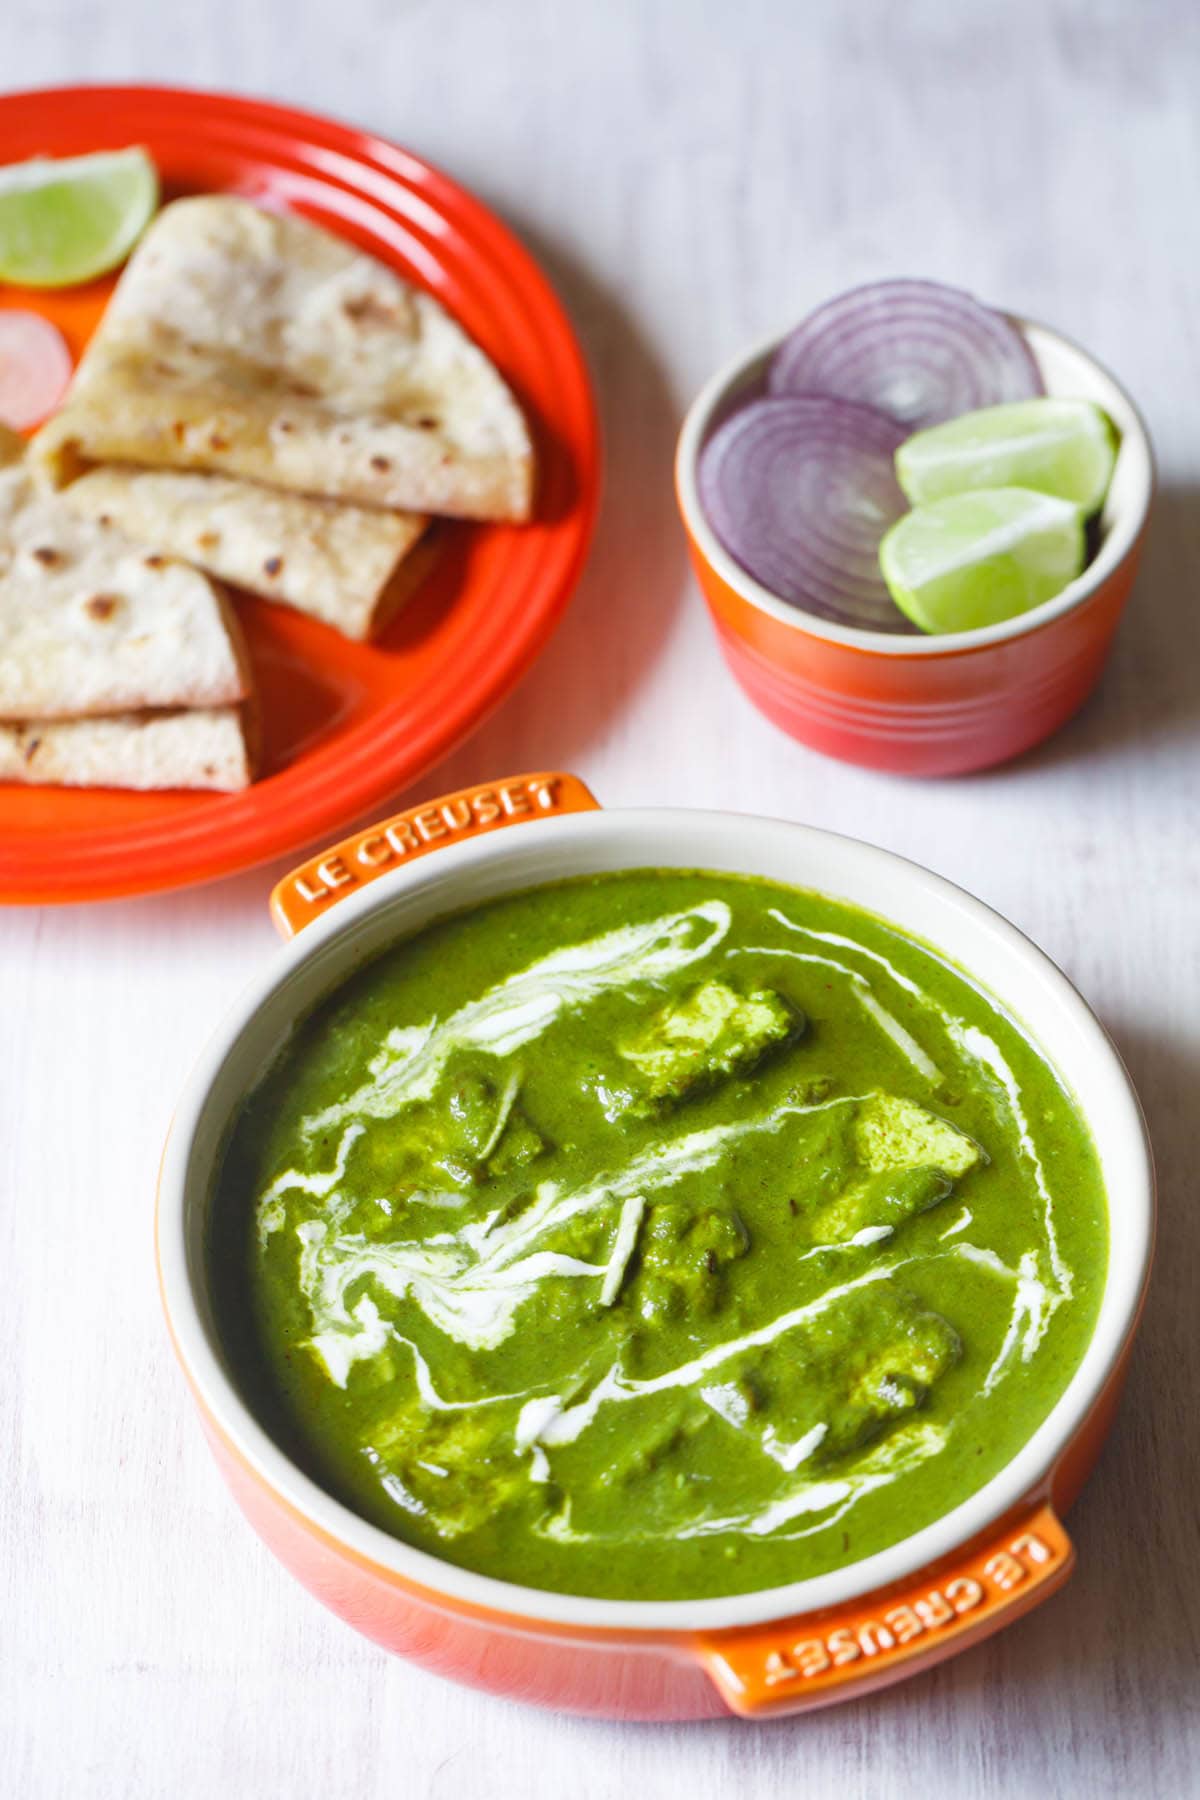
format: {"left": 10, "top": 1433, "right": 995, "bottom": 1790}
{"left": 61, "top": 466, "right": 431, "bottom": 641}
{"left": 0, "top": 433, "right": 251, "bottom": 720}
{"left": 32, "top": 196, "right": 534, "bottom": 522}
{"left": 0, "top": 707, "right": 253, "bottom": 790}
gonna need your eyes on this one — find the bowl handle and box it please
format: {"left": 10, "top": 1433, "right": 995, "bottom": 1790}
{"left": 695, "top": 1503, "right": 1073, "bottom": 1717}
{"left": 269, "top": 772, "right": 600, "bottom": 939}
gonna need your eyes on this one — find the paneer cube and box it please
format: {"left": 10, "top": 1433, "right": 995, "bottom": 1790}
{"left": 621, "top": 981, "right": 803, "bottom": 1115}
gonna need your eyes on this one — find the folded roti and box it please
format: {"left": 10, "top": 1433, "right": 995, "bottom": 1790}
{"left": 32, "top": 195, "right": 535, "bottom": 522}
{"left": 0, "top": 429, "right": 251, "bottom": 720}
{"left": 0, "top": 707, "right": 253, "bottom": 790}
{"left": 61, "top": 466, "right": 431, "bottom": 641}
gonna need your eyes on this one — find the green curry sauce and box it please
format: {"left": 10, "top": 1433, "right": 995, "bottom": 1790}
{"left": 212, "top": 872, "right": 1107, "bottom": 1601}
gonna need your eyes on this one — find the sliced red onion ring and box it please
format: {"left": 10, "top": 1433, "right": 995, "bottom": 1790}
{"left": 698, "top": 394, "right": 913, "bottom": 631}
{"left": 0, "top": 311, "right": 73, "bottom": 431}
{"left": 768, "top": 279, "right": 1043, "bottom": 431}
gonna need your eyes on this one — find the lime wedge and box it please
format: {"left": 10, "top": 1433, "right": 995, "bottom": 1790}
{"left": 879, "top": 487, "right": 1085, "bottom": 634}
{"left": 896, "top": 398, "right": 1118, "bottom": 514}
{"left": 0, "top": 148, "right": 158, "bottom": 288}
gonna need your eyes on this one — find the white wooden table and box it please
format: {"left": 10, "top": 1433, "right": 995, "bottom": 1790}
{"left": 4, "top": 3, "right": 1198, "bottom": 1793}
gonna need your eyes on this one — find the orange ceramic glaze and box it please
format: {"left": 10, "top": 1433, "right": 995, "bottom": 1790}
{"left": 698, "top": 1504, "right": 1073, "bottom": 1715}
{"left": 200, "top": 1383, "right": 1087, "bottom": 1719}
{"left": 270, "top": 772, "right": 599, "bottom": 937}
{"left": 675, "top": 320, "right": 1154, "bottom": 777}
{"left": 197, "top": 1404, "right": 725, "bottom": 1720}
{"left": 0, "top": 87, "right": 600, "bottom": 904}
{"left": 691, "top": 537, "right": 1141, "bottom": 778}
{"left": 158, "top": 779, "right": 1155, "bottom": 1718}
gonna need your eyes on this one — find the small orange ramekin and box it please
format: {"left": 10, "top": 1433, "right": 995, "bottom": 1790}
{"left": 157, "top": 775, "right": 1154, "bottom": 1719}
{"left": 675, "top": 321, "right": 1154, "bottom": 776}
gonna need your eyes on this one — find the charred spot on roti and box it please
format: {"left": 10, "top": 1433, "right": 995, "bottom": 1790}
{"left": 48, "top": 436, "right": 87, "bottom": 484}
{"left": 209, "top": 434, "right": 230, "bottom": 452}
{"left": 370, "top": 455, "right": 392, "bottom": 472}
{"left": 263, "top": 556, "right": 284, "bottom": 577}
{"left": 342, "top": 293, "right": 402, "bottom": 327}
{"left": 84, "top": 593, "right": 122, "bottom": 622}
{"left": 31, "top": 545, "right": 62, "bottom": 567}
{"left": 22, "top": 735, "right": 41, "bottom": 763}
{"left": 416, "top": 416, "right": 439, "bottom": 430}
{"left": 196, "top": 531, "right": 221, "bottom": 551}
{"left": 171, "top": 422, "right": 187, "bottom": 445}
{"left": 143, "top": 554, "right": 167, "bottom": 569}
{"left": 97, "top": 514, "right": 113, "bottom": 528}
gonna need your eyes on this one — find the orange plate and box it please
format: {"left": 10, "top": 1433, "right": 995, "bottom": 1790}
{"left": 0, "top": 85, "right": 600, "bottom": 904}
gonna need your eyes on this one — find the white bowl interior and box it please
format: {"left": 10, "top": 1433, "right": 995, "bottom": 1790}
{"left": 675, "top": 316, "right": 1155, "bottom": 656}
{"left": 160, "top": 811, "right": 1153, "bottom": 1634}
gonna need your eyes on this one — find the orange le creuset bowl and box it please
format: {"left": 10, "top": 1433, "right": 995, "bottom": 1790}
{"left": 675, "top": 321, "right": 1154, "bottom": 777}
{"left": 157, "top": 774, "right": 1153, "bottom": 1719}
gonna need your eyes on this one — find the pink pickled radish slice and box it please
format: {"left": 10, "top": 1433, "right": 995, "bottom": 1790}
{"left": 0, "top": 310, "right": 73, "bottom": 431}
{"left": 768, "top": 279, "right": 1043, "bottom": 431}
{"left": 698, "top": 394, "right": 913, "bottom": 631}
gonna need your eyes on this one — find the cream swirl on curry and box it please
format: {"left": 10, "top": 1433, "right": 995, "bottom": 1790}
{"left": 212, "top": 872, "right": 1106, "bottom": 1600}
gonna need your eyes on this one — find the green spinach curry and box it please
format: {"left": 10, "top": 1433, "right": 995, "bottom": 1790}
{"left": 212, "top": 872, "right": 1107, "bottom": 1600}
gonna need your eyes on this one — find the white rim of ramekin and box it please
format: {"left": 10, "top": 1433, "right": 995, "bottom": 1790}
{"left": 158, "top": 809, "right": 1154, "bottom": 1637}
{"left": 675, "top": 316, "right": 1155, "bottom": 657}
